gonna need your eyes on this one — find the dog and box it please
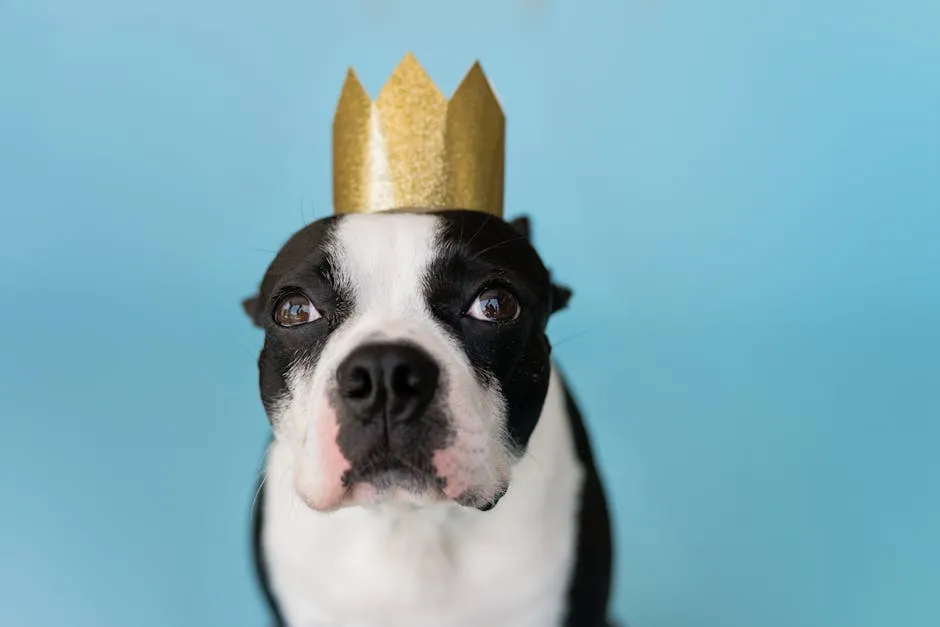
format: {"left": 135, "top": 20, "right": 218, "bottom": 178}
{"left": 242, "top": 210, "right": 615, "bottom": 626}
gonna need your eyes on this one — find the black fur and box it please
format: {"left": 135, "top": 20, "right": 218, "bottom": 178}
{"left": 559, "top": 373, "right": 616, "bottom": 627}
{"left": 243, "top": 217, "right": 352, "bottom": 419}
{"left": 424, "top": 211, "right": 558, "bottom": 450}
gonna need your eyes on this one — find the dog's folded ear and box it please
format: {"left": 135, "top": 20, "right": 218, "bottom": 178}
{"left": 508, "top": 215, "right": 531, "bottom": 239}
{"left": 551, "top": 282, "right": 572, "bottom": 314}
{"left": 242, "top": 294, "right": 263, "bottom": 327}
{"left": 509, "top": 216, "right": 570, "bottom": 314}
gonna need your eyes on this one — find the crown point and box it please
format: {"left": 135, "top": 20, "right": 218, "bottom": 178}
{"left": 333, "top": 67, "right": 373, "bottom": 214}
{"left": 334, "top": 68, "right": 371, "bottom": 133}
{"left": 394, "top": 51, "right": 424, "bottom": 79}
{"left": 335, "top": 68, "right": 370, "bottom": 114}
{"left": 447, "top": 59, "right": 505, "bottom": 217}
{"left": 377, "top": 52, "right": 445, "bottom": 106}
{"left": 453, "top": 61, "right": 498, "bottom": 100}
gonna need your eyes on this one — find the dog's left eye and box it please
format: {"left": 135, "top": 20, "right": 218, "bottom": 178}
{"left": 274, "top": 294, "right": 321, "bottom": 327}
{"left": 467, "top": 287, "right": 521, "bottom": 323}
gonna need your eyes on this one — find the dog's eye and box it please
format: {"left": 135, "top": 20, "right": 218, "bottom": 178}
{"left": 467, "top": 288, "right": 520, "bottom": 323}
{"left": 273, "top": 294, "right": 321, "bottom": 327}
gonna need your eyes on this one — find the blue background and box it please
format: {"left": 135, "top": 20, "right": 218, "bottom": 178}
{"left": 1, "top": 1, "right": 938, "bottom": 626}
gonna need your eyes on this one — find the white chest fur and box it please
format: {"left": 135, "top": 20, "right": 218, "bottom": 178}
{"left": 261, "top": 366, "right": 585, "bottom": 627}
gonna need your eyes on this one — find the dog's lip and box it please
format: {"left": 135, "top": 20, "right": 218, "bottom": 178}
{"left": 341, "top": 456, "right": 436, "bottom": 485}
{"left": 339, "top": 461, "right": 448, "bottom": 502}
{"left": 323, "top": 478, "right": 506, "bottom": 512}
{"left": 336, "top": 459, "right": 506, "bottom": 510}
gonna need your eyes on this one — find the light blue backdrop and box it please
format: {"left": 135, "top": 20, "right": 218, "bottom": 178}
{"left": 1, "top": 1, "right": 938, "bottom": 626}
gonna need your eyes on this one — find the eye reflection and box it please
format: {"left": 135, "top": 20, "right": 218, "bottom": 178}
{"left": 467, "top": 288, "right": 520, "bottom": 323}
{"left": 274, "top": 294, "right": 321, "bottom": 327}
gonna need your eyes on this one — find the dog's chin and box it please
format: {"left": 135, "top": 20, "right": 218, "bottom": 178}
{"left": 294, "top": 472, "right": 509, "bottom": 513}
{"left": 348, "top": 481, "right": 443, "bottom": 509}
{"left": 347, "top": 483, "right": 509, "bottom": 512}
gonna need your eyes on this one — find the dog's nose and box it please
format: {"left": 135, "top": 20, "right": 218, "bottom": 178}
{"left": 336, "top": 343, "right": 440, "bottom": 424}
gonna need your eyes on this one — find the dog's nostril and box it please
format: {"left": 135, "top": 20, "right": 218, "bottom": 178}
{"left": 345, "top": 367, "right": 372, "bottom": 399}
{"left": 391, "top": 364, "right": 421, "bottom": 396}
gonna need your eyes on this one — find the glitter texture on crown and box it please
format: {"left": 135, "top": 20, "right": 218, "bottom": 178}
{"left": 332, "top": 52, "right": 505, "bottom": 217}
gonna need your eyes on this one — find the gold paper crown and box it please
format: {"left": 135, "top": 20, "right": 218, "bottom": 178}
{"left": 332, "top": 53, "right": 505, "bottom": 217}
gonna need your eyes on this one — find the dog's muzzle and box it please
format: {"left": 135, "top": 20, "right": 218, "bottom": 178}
{"left": 333, "top": 342, "right": 447, "bottom": 491}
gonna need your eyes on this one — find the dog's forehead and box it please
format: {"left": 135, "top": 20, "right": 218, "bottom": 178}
{"left": 260, "top": 211, "right": 548, "bottom": 296}
{"left": 330, "top": 212, "right": 441, "bottom": 278}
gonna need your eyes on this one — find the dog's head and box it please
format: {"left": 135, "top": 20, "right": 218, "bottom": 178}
{"left": 243, "top": 211, "right": 571, "bottom": 512}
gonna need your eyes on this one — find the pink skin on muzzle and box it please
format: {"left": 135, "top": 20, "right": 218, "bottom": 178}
{"left": 432, "top": 448, "right": 471, "bottom": 501}
{"left": 296, "top": 403, "right": 489, "bottom": 509}
{"left": 294, "top": 403, "right": 351, "bottom": 512}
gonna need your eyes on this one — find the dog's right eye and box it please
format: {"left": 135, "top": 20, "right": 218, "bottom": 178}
{"left": 467, "top": 287, "right": 521, "bottom": 323}
{"left": 273, "top": 294, "right": 321, "bottom": 327}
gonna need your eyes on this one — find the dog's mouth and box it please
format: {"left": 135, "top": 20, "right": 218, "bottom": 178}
{"left": 334, "top": 453, "right": 508, "bottom": 512}
{"left": 340, "top": 454, "right": 445, "bottom": 500}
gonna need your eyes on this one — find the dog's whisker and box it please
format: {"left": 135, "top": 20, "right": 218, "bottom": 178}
{"left": 467, "top": 235, "right": 527, "bottom": 262}
{"left": 462, "top": 214, "right": 492, "bottom": 249}
{"left": 250, "top": 473, "right": 267, "bottom": 523}
{"left": 552, "top": 324, "right": 606, "bottom": 349}
{"left": 309, "top": 199, "right": 325, "bottom": 224}
{"left": 229, "top": 335, "right": 260, "bottom": 360}
{"left": 283, "top": 464, "right": 299, "bottom": 521}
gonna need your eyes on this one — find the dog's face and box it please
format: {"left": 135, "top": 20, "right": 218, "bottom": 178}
{"left": 243, "top": 211, "right": 570, "bottom": 512}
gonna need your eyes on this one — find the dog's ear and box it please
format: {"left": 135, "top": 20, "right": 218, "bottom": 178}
{"left": 551, "top": 282, "right": 572, "bottom": 314}
{"left": 510, "top": 215, "right": 570, "bottom": 313}
{"left": 508, "top": 215, "right": 531, "bottom": 239}
{"left": 242, "top": 294, "right": 263, "bottom": 327}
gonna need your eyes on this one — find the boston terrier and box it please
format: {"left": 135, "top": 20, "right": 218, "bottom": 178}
{"left": 242, "top": 210, "right": 615, "bottom": 626}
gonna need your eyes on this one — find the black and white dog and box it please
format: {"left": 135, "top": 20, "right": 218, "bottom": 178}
{"left": 242, "top": 210, "right": 615, "bottom": 627}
